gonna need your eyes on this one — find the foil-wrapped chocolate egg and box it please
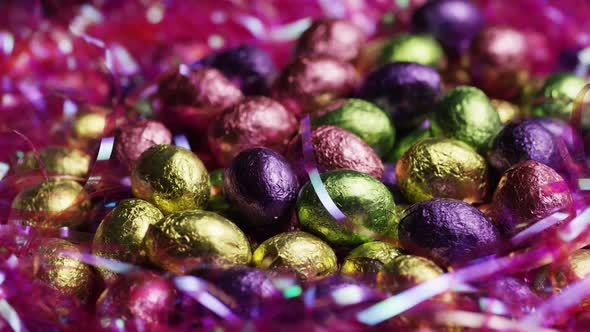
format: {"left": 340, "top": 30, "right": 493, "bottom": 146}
{"left": 412, "top": 0, "right": 484, "bottom": 57}
{"left": 358, "top": 62, "right": 441, "bottom": 129}
{"left": 430, "top": 86, "right": 501, "bottom": 151}
{"left": 469, "top": 26, "right": 529, "bottom": 99}
{"left": 286, "top": 125, "right": 384, "bottom": 181}
{"left": 34, "top": 238, "right": 95, "bottom": 302}
{"left": 208, "top": 96, "right": 298, "bottom": 166}
{"left": 15, "top": 146, "right": 91, "bottom": 177}
{"left": 145, "top": 210, "right": 251, "bottom": 274}
{"left": 488, "top": 120, "right": 568, "bottom": 173}
{"left": 131, "top": 144, "right": 210, "bottom": 214}
{"left": 252, "top": 231, "right": 337, "bottom": 281}
{"left": 158, "top": 66, "right": 243, "bottom": 130}
{"left": 378, "top": 255, "right": 443, "bottom": 291}
{"left": 533, "top": 117, "right": 582, "bottom": 155}
{"left": 114, "top": 119, "right": 172, "bottom": 171}
{"left": 11, "top": 179, "right": 91, "bottom": 228}
{"left": 386, "top": 128, "right": 431, "bottom": 162}
{"left": 491, "top": 99, "right": 521, "bottom": 124}
{"left": 479, "top": 277, "right": 540, "bottom": 317}
{"left": 272, "top": 56, "right": 358, "bottom": 116}
{"left": 312, "top": 98, "right": 395, "bottom": 156}
{"left": 395, "top": 138, "right": 488, "bottom": 203}
{"left": 398, "top": 198, "right": 501, "bottom": 266}
{"left": 295, "top": 19, "right": 365, "bottom": 62}
{"left": 96, "top": 271, "right": 176, "bottom": 328}
{"left": 341, "top": 241, "right": 405, "bottom": 278}
{"left": 530, "top": 72, "right": 588, "bottom": 120}
{"left": 492, "top": 160, "right": 573, "bottom": 235}
{"left": 296, "top": 169, "right": 397, "bottom": 247}
{"left": 224, "top": 148, "right": 299, "bottom": 227}
{"left": 93, "top": 199, "right": 163, "bottom": 282}
{"left": 379, "top": 34, "right": 444, "bottom": 67}
{"left": 203, "top": 45, "right": 275, "bottom": 95}
{"left": 71, "top": 105, "right": 109, "bottom": 140}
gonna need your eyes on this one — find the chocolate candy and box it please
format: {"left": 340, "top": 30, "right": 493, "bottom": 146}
{"left": 203, "top": 45, "right": 275, "bottom": 95}
{"left": 531, "top": 72, "right": 587, "bottom": 120}
{"left": 398, "top": 198, "right": 501, "bottom": 266}
{"left": 252, "top": 231, "right": 337, "bottom": 281}
{"left": 480, "top": 277, "right": 540, "bottom": 317}
{"left": 114, "top": 119, "right": 172, "bottom": 171}
{"left": 491, "top": 99, "right": 521, "bottom": 124}
{"left": 296, "top": 19, "right": 365, "bottom": 62}
{"left": 71, "top": 105, "right": 108, "bottom": 140}
{"left": 145, "top": 210, "right": 251, "bottom": 274}
{"left": 93, "top": 199, "right": 163, "bottom": 281}
{"left": 296, "top": 169, "right": 397, "bottom": 247}
{"left": 312, "top": 98, "right": 395, "bottom": 156}
{"left": 431, "top": 86, "right": 501, "bottom": 151}
{"left": 11, "top": 179, "right": 90, "bottom": 228}
{"left": 208, "top": 96, "right": 297, "bottom": 166}
{"left": 15, "top": 146, "right": 91, "bottom": 177}
{"left": 469, "top": 26, "right": 529, "bottom": 99}
{"left": 412, "top": 0, "right": 484, "bottom": 57}
{"left": 358, "top": 62, "right": 441, "bottom": 129}
{"left": 379, "top": 33, "right": 444, "bottom": 67}
{"left": 396, "top": 138, "right": 488, "bottom": 203}
{"left": 492, "top": 160, "right": 573, "bottom": 235}
{"left": 386, "top": 128, "right": 430, "bottom": 162}
{"left": 96, "top": 271, "right": 176, "bottom": 328}
{"left": 35, "top": 238, "right": 95, "bottom": 302}
{"left": 534, "top": 117, "right": 582, "bottom": 155}
{"left": 224, "top": 147, "right": 299, "bottom": 226}
{"left": 488, "top": 120, "right": 568, "bottom": 173}
{"left": 378, "top": 255, "right": 443, "bottom": 291}
{"left": 287, "top": 125, "right": 384, "bottom": 180}
{"left": 272, "top": 56, "right": 358, "bottom": 116}
{"left": 131, "top": 144, "right": 210, "bottom": 214}
{"left": 341, "top": 241, "right": 405, "bottom": 277}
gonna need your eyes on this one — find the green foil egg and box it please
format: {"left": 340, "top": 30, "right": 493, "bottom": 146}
{"left": 313, "top": 99, "right": 395, "bottom": 156}
{"left": 341, "top": 241, "right": 405, "bottom": 276}
{"left": 379, "top": 33, "right": 444, "bottom": 68}
{"left": 395, "top": 138, "right": 489, "bottom": 203}
{"left": 386, "top": 128, "right": 431, "bottom": 162}
{"left": 296, "top": 169, "right": 397, "bottom": 247}
{"left": 430, "top": 86, "right": 501, "bottom": 151}
{"left": 378, "top": 254, "right": 443, "bottom": 291}
{"left": 530, "top": 72, "right": 588, "bottom": 119}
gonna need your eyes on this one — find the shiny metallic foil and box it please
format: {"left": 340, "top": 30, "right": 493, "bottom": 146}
{"left": 531, "top": 72, "right": 588, "bottom": 120}
{"left": 145, "top": 210, "right": 251, "bottom": 274}
{"left": 379, "top": 33, "right": 445, "bottom": 68}
{"left": 71, "top": 105, "right": 109, "bottom": 140}
{"left": 491, "top": 99, "right": 521, "bottom": 124}
{"left": 131, "top": 144, "right": 210, "bottom": 215}
{"left": 252, "top": 231, "right": 337, "bottom": 281}
{"left": 296, "top": 19, "right": 365, "bottom": 62}
{"left": 396, "top": 138, "right": 488, "bottom": 203}
{"left": 341, "top": 241, "right": 405, "bottom": 276}
{"left": 378, "top": 255, "right": 443, "bottom": 291}
{"left": 16, "top": 146, "right": 91, "bottom": 178}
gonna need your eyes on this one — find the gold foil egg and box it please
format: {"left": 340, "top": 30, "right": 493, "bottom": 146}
{"left": 145, "top": 210, "right": 251, "bottom": 274}
{"left": 10, "top": 179, "right": 91, "bottom": 228}
{"left": 34, "top": 238, "right": 95, "bottom": 302}
{"left": 491, "top": 99, "right": 521, "bottom": 124}
{"left": 341, "top": 241, "right": 405, "bottom": 276}
{"left": 16, "top": 146, "right": 91, "bottom": 178}
{"left": 252, "top": 231, "right": 337, "bottom": 281}
{"left": 72, "top": 105, "right": 109, "bottom": 140}
{"left": 378, "top": 254, "right": 443, "bottom": 291}
{"left": 93, "top": 199, "right": 164, "bottom": 282}
{"left": 395, "top": 138, "right": 489, "bottom": 203}
{"left": 131, "top": 144, "right": 210, "bottom": 214}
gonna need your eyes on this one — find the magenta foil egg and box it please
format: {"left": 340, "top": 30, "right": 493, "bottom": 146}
{"left": 114, "top": 119, "right": 173, "bottom": 171}
{"left": 295, "top": 19, "right": 366, "bottom": 62}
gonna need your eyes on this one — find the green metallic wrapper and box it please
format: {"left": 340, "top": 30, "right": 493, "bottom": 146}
{"left": 341, "top": 241, "right": 405, "bottom": 276}
{"left": 430, "top": 86, "right": 501, "bottom": 151}
{"left": 378, "top": 254, "right": 443, "bottom": 291}
{"left": 396, "top": 138, "right": 489, "bottom": 203}
{"left": 131, "top": 144, "right": 210, "bottom": 215}
{"left": 72, "top": 105, "right": 109, "bottom": 140}
{"left": 379, "top": 33, "right": 444, "bottom": 68}
{"left": 145, "top": 210, "right": 251, "bottom": 274}
{"left": 386, "top": 128, "right": 431, "bottom": 162}
{"left": 531, "top": 72, "right": 588, "bottom": 119}
{"left": 16, "top": 146, "right": 91, "bottom": 178}
{"left": 491, "top": 99, "right": 521, "bottom": 124}
{"left": 296, "top": 169, "right": 397, "bottom": 247}
{"left": 252, "top": 231, "right": 337, "bottom": 281}
{"left": 313, "top": 99, "right": 395, "bottom": 156}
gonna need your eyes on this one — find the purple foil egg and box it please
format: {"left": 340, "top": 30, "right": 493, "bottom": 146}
{"left": 488, "top": 120, "right": 569, "bottom": 173}
{"left": 532, "top": 117, "right": 582, "bottom": 155}
{"left": 412, "top": 0, "right": 484, "bottom": 57}
{"left": 398, "top": 198, "right": 501, "bottom": 267}
{"left": 203, "top": 45, "right": 275, "bottom": 96}
{"left": 478, "top": 277, "right": 540, "bottom": 318}
{"left": 358, "top": 62, "right": 441, "bottom": 129}
{"left": 224, "top": 147, "right": 300, "bottom": 227}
